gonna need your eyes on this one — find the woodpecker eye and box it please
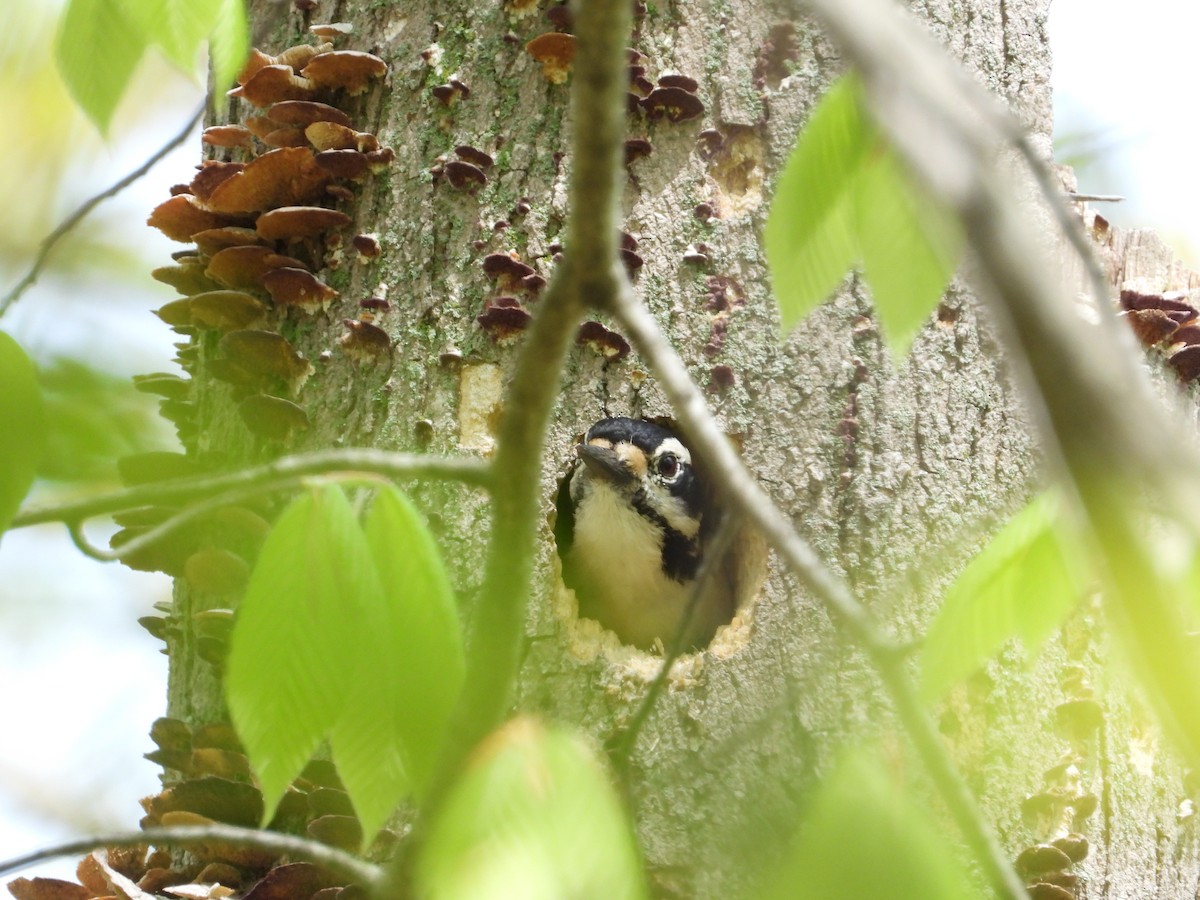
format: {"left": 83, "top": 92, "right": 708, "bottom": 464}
{"left": 656, "top": 453, "right": 679, "bottom": 479}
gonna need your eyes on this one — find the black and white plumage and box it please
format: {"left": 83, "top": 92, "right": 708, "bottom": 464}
{"left": 556, "top": 417, "right": 732, "bottom": 650}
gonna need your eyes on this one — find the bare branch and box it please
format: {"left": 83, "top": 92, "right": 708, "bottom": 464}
{"left": 11, "top": 448, "right": 490, "bottom": 532}
{"left": 0, "top": 825, "right": 383, "bottom": 889}
{"left": 0, "top": 105, "right": 205, "bottom": 317}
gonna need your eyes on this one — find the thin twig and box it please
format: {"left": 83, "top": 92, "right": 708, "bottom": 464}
{"left": 1066, "top": 192, "right": 1124, "bottom": 202}
{"left": 0, "top": 825, "right": 383, "bottom": 889}
{"left": 607, "top": 512, "right": 741, "bottom": 771}
{"left": 10, "top": 448, "right": 490, "bottom": 532}
{"left": 0, "top": 105, "right": 205, "bottom": 317}
{"left": 606, "top": 284, "right": 1029, "bottom": 900}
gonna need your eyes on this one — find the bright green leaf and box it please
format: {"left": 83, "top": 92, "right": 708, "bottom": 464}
{"left": 208, "top": 0, "right": 249, "bottom": 100}
{"left": 855, "top": 143, "right": 962, "bottom": 361}
{"left": 331, "top": 484, "right": 465, "bottom": 844}
{"left": 225, "top": 484, "right": 384, "bottom": 824}
{"left": 56, "top": 0, "right": 148, "bottom": 133}
{"left": 765, "top": 75, "right": 869, "bottom": 335}
{"left": 418, "top": 718, "right": 649, "bottom": 900}
{"left": 760, "top": 749, "right": 983, "bottom": 899}
{"left": 0, "top": 333, "right": 45, "bottom": 536}
{"left": 766, "top": 73, "right": 962, "bottom": 356}
{"left": 126, "top": 0, "right": 223, "bottom": 72}
{"left": 919, "top": 492, "right": 1084, "bottom": 702}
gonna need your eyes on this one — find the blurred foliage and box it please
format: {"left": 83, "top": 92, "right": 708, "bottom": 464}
{"left": 37, "top": 356, "right": 172, "bottom": 484}
{"left": 760, "top": 749, "right": 981, "bottom": 899}
{"left": 0, "top": 333, "right": 45, "bottom": 533}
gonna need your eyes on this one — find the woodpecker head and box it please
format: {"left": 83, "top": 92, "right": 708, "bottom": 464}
{"left": 568, "top": 417, "right": 706, "bottom": 553}
{"left": 557, "top": 417, "right": 726, "bottom": 650}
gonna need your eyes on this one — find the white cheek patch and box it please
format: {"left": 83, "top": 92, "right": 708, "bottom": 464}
{"left": 655, "top": 437, "right": 691, "bottom": 468}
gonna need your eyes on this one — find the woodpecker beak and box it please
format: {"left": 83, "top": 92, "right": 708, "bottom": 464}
{"left": 576, "top": 442, "right": 636, "bottom": 486}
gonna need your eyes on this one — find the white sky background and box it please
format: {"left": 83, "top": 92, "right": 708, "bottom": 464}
{"left": 1050, "top": 0, "right": 1200, "bottom": 262}
{"left": 1, "top": 0, "right": 1199, "bottom": 880}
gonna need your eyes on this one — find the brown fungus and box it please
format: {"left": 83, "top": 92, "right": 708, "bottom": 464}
{"left": 619, "top": 247, "right": 643, "bottom": 276}
{"left": 219, "top": 330, "right": 312, "bottom": 385}
{"left": 262, "top": 267, "right": 339, "bottom": 312}
{"left": 359, "top": 296, "right": 390, "bottom": 312}
{"left": 624, "top": 137, "right": 652, "bottom": 165}
{"left": 310, "top": 22, "right": 353, "bottom": 38}
{"left": 454, "top": 145, "right": 495, "bottom": 168}
{"left": 202, "top": 125, "right": 255, "bottom": 150}
{"left": 193, "top": 226, "right": 265, "bottom": 256}
{"left": 255, "top": 205, "right": 351, "bottom": 241}
{"left": 339, "top": 318, "right": 392, "bottom": 360}
{"left": 352, "top": 234, "right": 381, "bottom": 260}
{"left": 443, "top": 159, "right": 488, "bottom": 190}
{"left": 148, "top": 195, "right": 234, "bottom": 243}
{"left": 189, "top": 290, "right": 268, "bottom": 332}
{"left": 305, "top": 121, "right": 378, "bottom": 152}
{"left": 1169, "top": 345, "right": 1200, "bottom": 381}
{"left": 431, "top": 81, "right": 469, "bottom": 104}
{"left": 190, "top": 161, "right": 246, "bottom": 202}
{"left": 657, "top": 73, "right": 699, "bottom": 93}
{"left": 315, "top": 148, "right": 371, "bottom": 180}
{"left": 641, "top": 86, "right": 706, "bottom": 122}
{"left": 229, "top": 64, "right": 316, "bottom": 107}
{"left": 267, "top": 99, "right": 353, "bottom": 129}
{"left": 205, "top": 246, "right": 308, "bottom": 291}
{"left": 576, "top": 320, "right": 630, "bottom": 360}
{"left": 301, "top": 50, "right": 388, "bottom": 95}
{"left": 152, "top": 260, "right": 222, "bottom": 295}
{"left": 525, "top": 32, "right": 577, "bottom": 84}
{"left": 238, "top": 394, "right": 310, "bottom": 440}
{"left": 132, "top": 373, "right": 192, "bottom": 400}
{"left": 205, "top": 147, "right": 333, "bottom": 214}
{"left": 477, "top": 299, "right": 532, "bottom": 343}
{"left": 1016, "top": 845, "right": 1073, "bottom": 878}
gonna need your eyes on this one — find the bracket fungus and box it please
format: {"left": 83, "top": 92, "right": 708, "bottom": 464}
{"left": 255, "top": 206, "right": 351, "bottom": 241}
{"left": 525, "top": 32, "right": 577, "bottom": 84}
{"left": 301, "top": 50, "right": 388, "bottom": 94}
{"left": 262, "top": 267, "right": 339, "bottom": 312}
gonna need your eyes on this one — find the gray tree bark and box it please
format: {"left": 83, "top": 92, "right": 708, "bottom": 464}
{"left": 158, "top": 0, "right": 1200, "bottom": 897}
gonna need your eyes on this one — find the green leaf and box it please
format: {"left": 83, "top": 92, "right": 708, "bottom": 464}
{"left": 0, "top": 333, "right": 45, "bottom": 536}
{"left": 208, "top": 0, "right": 249, "bottom": 99}
{"left": 125, "top": 0, "right": 223, "bottom": 71}
{"left": 855, "top": 143, "right": 962, "bottom": 360}
{"left": 330, "top": 484, "right": 465, "bottom": 844}
{"left": 418, "top": 718, "right": 649, "bottom": 900}
{"left": 56, "top": 0, "right": 149, "bottom": 133}
{"left": 765, "top": 75, "right": 869, "bottom": 335}
{"left": 761, "top": 750, "right": 983, "bottom": 899}
{"left": 919, "top": 492, "right": 1084, "bottom": 702}
{"left": 765, "top": 73, "right": 962, "bottom": 356}
{"left": 225, "top": 484, "right": 384, "bottom": 824}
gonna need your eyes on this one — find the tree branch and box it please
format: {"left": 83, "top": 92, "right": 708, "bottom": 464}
{"left": 0, "top": 105, "right": 205, "bottom": 317}
{"left": 0, "top": 825, "right": 383, "bottom": 890}
{"left": 10, "top": 448, "right": 490, "bottom": 533}
{"left": 452, "top": 0, "right": 633, "bottom": 748}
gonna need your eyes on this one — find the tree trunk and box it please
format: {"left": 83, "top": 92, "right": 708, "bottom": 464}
{"left": 149, "top": 0, "right": 1200, "bottom": 897}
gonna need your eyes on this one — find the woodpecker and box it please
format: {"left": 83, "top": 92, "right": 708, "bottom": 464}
{"left": 556, "top": 417, "right": 733, "bottom": 650}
